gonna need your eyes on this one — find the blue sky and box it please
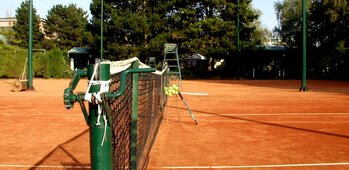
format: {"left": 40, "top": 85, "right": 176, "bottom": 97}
{"left": 0, "top": 0, "right": 279, "bottom": 30}
{"left": 252, "top": 0, "right": 280, "bottom": 30}
{"left": 0, "top": 0, "right": 91, "bottom": 18}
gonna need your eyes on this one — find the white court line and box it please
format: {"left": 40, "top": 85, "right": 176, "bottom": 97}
{"left": 198, "top": 112, "right": 349, "bottom": 116}
{"left": 0, "top": 113, "right": 82, "bottom": 116}
{"left": 181, "top": 92, "right": 209, "bottom": 96}
{"left": 0, "top": 164, "right": 90, "bottom": 169}
{"left": 160, "top": 162, "right": 349, "bottom": 169}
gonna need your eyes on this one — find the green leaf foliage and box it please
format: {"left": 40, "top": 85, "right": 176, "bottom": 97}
{"left": 89, "top": 0, "right": 261, "bottom": 65}
{"left": 275, "top": 0, "right": 349, "bottom": 79}
{"left": 0, "top": 44, "right": 72, "bottom": 78}
{"left": 44, "top": 4, "right": 92, "bottom": 50}
{"left": 13, "top": 0, "right": 44, "bottom": 48}
{"left": 33, "top": 48, "right": 73, "bottom": 78}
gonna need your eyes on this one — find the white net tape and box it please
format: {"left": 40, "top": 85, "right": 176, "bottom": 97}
{"left": 101, "top": 57, "right": 167, "bottom": 75}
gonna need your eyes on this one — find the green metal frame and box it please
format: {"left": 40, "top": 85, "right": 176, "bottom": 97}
{"left": 64, "top": 62, "right": 155, "bottom": 170}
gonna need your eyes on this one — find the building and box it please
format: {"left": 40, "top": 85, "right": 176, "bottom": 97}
{"left": 68, "top": 47, "right": 100, "bottom": 70}
{"left": 0, "top": 16, "right": 45, "bottom": 33}
{"left": 0, "top": 17, "right": 16, "bottom": 30}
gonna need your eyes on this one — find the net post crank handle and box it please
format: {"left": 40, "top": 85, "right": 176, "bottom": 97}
{"left": 63, "top": 69, "right": 90, "bottom": 125}
{"left": 63, "top": 69, "right": 88, "bottom": 109}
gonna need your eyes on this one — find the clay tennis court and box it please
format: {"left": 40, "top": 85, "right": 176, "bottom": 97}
{"left": 1, "top": 79, "right": 349, "bottom": 169}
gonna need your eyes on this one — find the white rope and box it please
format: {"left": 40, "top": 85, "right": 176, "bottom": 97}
{"left": 86, "top": 63, "right": 99, "bottom": 93}
{"left": 84, "top": 93, "right": 92, "bottom": 103}
{"left": 84, "top": 63, "right": 110, "bottom": 146}
{"left": 101, "top": 114, "right": 108, "bottom": 146}
{"left": 96, "top": 105, "right": 102, "bottom": 126}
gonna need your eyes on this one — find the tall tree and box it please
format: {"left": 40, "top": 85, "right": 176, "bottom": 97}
{"left": 310, "top": 0, "right": 348, "bottom": 48}
{"left": 309, "top": 0, "right": 349, "bottom": 78}
{"left": 90, "top": 0, "right": 151, "bottom": 60}
{"left": 13, "top": 0, "right": 44, "bottom": 48}
{"left": 89, "top": 0, "right": 260, "bottom": 68}
{"left": 45, "top": 4, "right": 92, "bottom": 50}
{"left": 275, "top": 0, "right": 349, "bottom": 79}
{"left": 274, "top": 0, "right": 305, "bottom": 48}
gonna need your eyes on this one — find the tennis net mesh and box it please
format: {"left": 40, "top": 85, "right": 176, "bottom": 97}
{"left": 108, "top": 58, "right": 168, "bottom": 169}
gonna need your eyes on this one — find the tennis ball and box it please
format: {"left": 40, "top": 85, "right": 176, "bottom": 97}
{"left": 172, "top": 84, "right": 178, "bottom": 89}
{"left": 164, "top": 85, "right": 179, "bottom": 96}
{"left": 164, "top": 87, "right": 169, "bottom": 95}
{"left": 171, "top": 85, "right": 179, "bottom": 94}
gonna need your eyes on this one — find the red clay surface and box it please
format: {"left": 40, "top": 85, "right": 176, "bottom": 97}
{"left": 1, "top": 79, "right": 349, "bottom": 170}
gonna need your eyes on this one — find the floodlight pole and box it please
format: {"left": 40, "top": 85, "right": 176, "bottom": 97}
{"left": 300, "top": 0, "right": 308, "bottom": 91}
{"left": 27, "top": 0, "right": 34, "bottom": 90}
{"left": 236, "top": 0, "right": 241, "bottom": 79}
{"left": 100, "top": 0, "right": 104, "bottom": 61}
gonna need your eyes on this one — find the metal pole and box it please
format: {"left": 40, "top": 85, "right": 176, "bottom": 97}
{"left": 236, "top": 0, "right": 241, "bottom": 79}
{"left": 89, "top": 64, "right": 112, "bottom": 170}
{"left": 300, "top": 0, "right": 308, "bottom": 91}
{"left": 100, "top": 0, "right": 104, "bottom": 61}
{"left": 131, "top": 61, "right": 139, "bottom": 170}
{"left": 27, "top": 0, "right": 34, "bottom": 90}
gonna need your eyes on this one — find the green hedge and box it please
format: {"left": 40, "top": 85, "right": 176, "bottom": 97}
{"left": 0, "top": 44, "right": 72, "bottom": 78}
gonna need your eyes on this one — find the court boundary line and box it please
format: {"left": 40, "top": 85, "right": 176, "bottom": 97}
{"left": 0, "top": 113, "right": 83, "bottom": 116}
{"left": 3, "top": 112, "right": 349, "bottom": 117}
{"left": 2, "top": 162, "right": 349, "bottom": 169}
{"left": 197, "top": 112, "right": 349, "bottom": 116}
{"left": 181, "top": 92, "right": 209, "bottom": 96}
{"left": 160, "top": 162, "right": 349, "bottom": 169}
{"left": 0, "top": 164, "right": 90, "bottom": 169}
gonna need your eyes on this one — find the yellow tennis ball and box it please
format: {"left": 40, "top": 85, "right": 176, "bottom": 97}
{"left": 170, "top": 85, "right": 178, "bottom": 94}
{"left": 164, "top": 87, "right": 169, "bottom": 95}
{"left": 172, "top": 84, "right": 178, "bottom": 89}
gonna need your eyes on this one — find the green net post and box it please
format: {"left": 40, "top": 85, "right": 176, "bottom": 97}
{"left": 89, "top": 64, "right": 112, "bottom": 170}
{"left": 131, "top": 61, "right": 139, "bottom": 170}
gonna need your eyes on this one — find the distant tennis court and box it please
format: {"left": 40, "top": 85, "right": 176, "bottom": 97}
{"left": 148, "top": 80, "right": 349, "bottom": 170}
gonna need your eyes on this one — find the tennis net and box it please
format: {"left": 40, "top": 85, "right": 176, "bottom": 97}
{"left": 108, "top": 58, "right": 168, "bottom": 170}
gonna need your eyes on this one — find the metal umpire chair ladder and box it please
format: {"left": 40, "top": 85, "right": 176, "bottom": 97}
{"left": 162, "top": 43, "right": 182, "bottom": 88}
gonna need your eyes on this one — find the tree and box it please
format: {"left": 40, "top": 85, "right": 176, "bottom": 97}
{"left": 275, "top": 0, "right": 349, "bottom": 79}
{"left": 309, "top": 0, "right": 349, "bottom": 79}
{"left": 13, "top": 0, "right": 44, "bottom": 48}
{"left": 274, "top": 0, "right": 305, "bottom": 48}
{"left": 89, "top": 0, "right": 151, "bottom": 60}
{"left": 45, "top": 4, "right": 92, "bottom": 50}
{"left": 89, "top": 0, "right": 261, "bottom": 77}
